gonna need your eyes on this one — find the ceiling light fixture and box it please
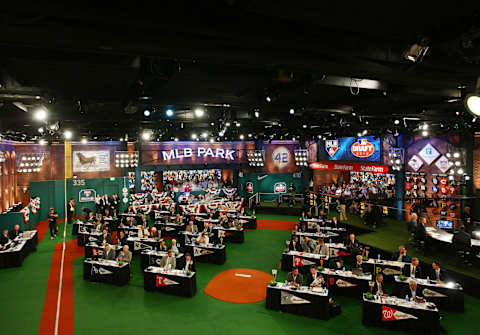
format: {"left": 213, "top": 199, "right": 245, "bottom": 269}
{"left": 194, "top": 108, "right": 204, "bottom": 117}
{"left": 165, "top": 109, "right": 174, "bottom": 117}
{"left": 143, "top": 109, "right": 151, "bottom": 117}
{"left": 34, "top": 107, "right": 47, "bottom": 121}
{"left": 64, "top": 130, "right": 73, "bottom": 140}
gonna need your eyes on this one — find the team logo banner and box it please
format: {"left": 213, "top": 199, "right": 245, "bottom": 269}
{"left": 381, "top": 306, "right": 418, "bottom": 321}
{"left": 193, "top": 247, "right": 214, "bottom": 257}
{"left": 335, "top": 279, "right": 357, "bottom": 288}
{"left": 351, "top": 138, "right": 375, "bottom": 158}
{"left": 381, "top": 268, "right": 402, "bottom": 276}
{"left": 134, "top": 241, "right": 153, "bottom": 251}
{"left": 73, "top": 150, "right": 110, "bottom": 172}
{"left": 293, "top": 256, "right": 315, "bottom": 267}
{"left": 320, "top": 136, "right": 381, "bottom": 162}
{"left": 92, "top": 248, "right": 104, "bottom": 257}
{"left": 156, "top": 275, "right": 179, "bottom": 287}
{"left": 92, "top": 266, "right": 113, "bottom": 276}
{"left": 274, "top": 182, "right": 287, "bottom": 194}
{"left": 422, "top": 288, "right": 447, "bottom": 298}
{"left": 280, "top": 291, "right": 311, "bottom": 305}
{"left": 325, "top": 140, "right": 339, "bottom": 158}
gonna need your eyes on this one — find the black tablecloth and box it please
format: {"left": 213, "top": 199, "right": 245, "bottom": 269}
{"left": 140, "top": 251, "right": 185, "bottom": 270}
{"left": 127, "top": 238, "right": 163, "bottom": 254}
{"left": 144, "top": 269, "right": 196, "bottom": 297}
{"left": 266, "top": 285, "right": 330, "bottom": 320}
{"left": 0, "top": 232, "right": 38, "bottom": 268}
{"left": 362, "top": 298, "right": 440, "bottom": 335}
{"left": 185, "top": 244, "right": 226, "bottom": 265}
{"left": 322, "top": 271, "right": 371, "bottom": 298}
{"left": 84, "top": 244, "right": 122, "bottom": 259}
{"left": 363, "top": 260, "right": 405, "bottom": 283}
{"left": 83, "top": 259, "right": 130, "bottom": 286}
{"left": 177, "top": 232, "right": 201, "bottom": 246}
{"left": 77, "top": 231, "right": 103, "bottom": 246}
{"left": 154, "top": 222, "right": 185, "bottom": 238}
{"left": 214, "top": 227, "right": 244, "bottom": 243}
{"left": 237, "top": 216, "right": 257, "bottom": 230}
{"left": 393, "top": 280, "right": 464, "bottom": 312}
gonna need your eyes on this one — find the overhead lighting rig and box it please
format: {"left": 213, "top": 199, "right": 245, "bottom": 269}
{"left": 388, "top": 148, "right": 404, "bottom": 171}
{"left": 247, "top": 150, "right": 265, "bottom": 167}
{"left": 17, "top": 153, "right": 45, "bottom": 173}
{"left": 294, "top": 149, "right": 309, "bottom": 167}
{"left": 115, "top": 151, "right": 139, "bottom": 168}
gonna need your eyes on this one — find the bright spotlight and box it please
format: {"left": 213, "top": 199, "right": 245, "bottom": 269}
{"left": 422, "top": 130, "right": 428, "bottom": 137}
{"left": 394, "top": 119, "right": 400, "bottom": 125}
{"left": 34, "top": 107, "right": 47, "bottom": 121}
{"left": 254, "top": 111, "right": 260, "bottom": 118}
{"left": 209, "top": 138, "right": 214, "bottom": 143}
{"left": 38, "top": 127, "right": 44, "bottom": 133}
{"left": 453, "top": 152, "right": 460, "bottom": 158}
{"left": 239, "top": 134, "right": 244, "bottom": 140}
{"left": 64, "top": 130, "right": 73, "bottom": 140}
{"left": 143, "top": 109, "right": 151, "bottom": 117}
{"left": 39, "top": 139, "right": 47, "bottom": 145}
{"left": 142, "top": 131, "right": 152, "bottom": 141}
{"left": 81, "top": 138, "right": 88, "bottom": 144}
{"left": 166, "top": 109, "right": 174, "bottom": 117}
{"left": 422, "top": 124, "right": 428, "bottom": 130}
{"left": 465, "top": 94, "right": 480, "bottom": 116}
{"left": 191, "top": 133, "right": 197, "bottom": 140}
{"left": 289, "top": 108, "right": 295, "bottom": 115}
{"left": 194, "top": 108, "right": 204, "bottom": 117}
{"left": 457, "top": 168, "right": 464, "bottom": 175}
{"left": 362, "top": 129, "right": 368, "bottom": 135}
{"left": 266, "top": 96, "right": 271, "bottom": 102}
{"left": 174, "top": 137, "right": 179, "bottom": 142}
{"left": 201, "top": 132, "right": 208, "bottom": 138}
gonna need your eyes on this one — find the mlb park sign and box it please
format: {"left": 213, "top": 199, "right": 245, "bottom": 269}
{"left": 161, "top": 147, "right": 236, "bottom": 161}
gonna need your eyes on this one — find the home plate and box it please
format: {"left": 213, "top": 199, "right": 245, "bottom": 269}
{"left": 235, "top": 273, "right": 252, "bottom": 278}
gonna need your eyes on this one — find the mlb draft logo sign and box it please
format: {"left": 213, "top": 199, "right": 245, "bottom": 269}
{"left": 274, "top": 182, "right": 287, "bottom": 194}
{"left": 325, "top": 140, "right": 339, "bottom": 158}
{"left": 79, "top": 189, "right": 96, "bottom": 202}
{"left": 246, "top": 182, "right": 254, "bottom": 193}
{"left": 351, "top": 138, "right": 375, "bottom": 158}
{"left": 272, "top": 146, "right": 290, "bottom": 168}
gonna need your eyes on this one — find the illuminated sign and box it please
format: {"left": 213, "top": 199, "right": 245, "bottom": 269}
{"left": 161, "top": 147, "right": 235, "bottom": 161}
{"left": 309, "top": 161, "right": 389, "bottom": 174}
{"left": 325, "top": 140, "right": 339, "bottom": 158}
{"left": 351, "top": 138, "right": 375, "bottom": 158}
{"left": 274, "top": 182, "right": 287, "bottom": 193}
{"left": 246, "top": 182, "right": 253, "bottom": 193}
{"left": 319, "top": 136, "right": 381, "bottom": 162}
{"left": 272, "top": 146, "right": 291, "bottom": 168}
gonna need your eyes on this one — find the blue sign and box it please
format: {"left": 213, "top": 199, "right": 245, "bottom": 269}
{"left": 320, "top": 136, "right": 381, "bottom": 162}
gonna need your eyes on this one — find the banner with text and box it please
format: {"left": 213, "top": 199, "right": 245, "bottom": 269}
{"left": 309, "top": 161, "right": 389, "bottom": 173}
{"left": 319, "top": 136, "right": 381, "bottom": 162}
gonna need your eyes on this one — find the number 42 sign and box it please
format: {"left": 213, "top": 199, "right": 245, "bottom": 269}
{"left": 272, "top": 146, "right": 290, "bottom": 168}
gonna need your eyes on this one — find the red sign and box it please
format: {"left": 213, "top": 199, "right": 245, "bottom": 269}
{"left": 274, "top": 182, "right": 287, "bottom": 193}
{"left": 381, "top": 305, "right": 417, "bottom": 321}
{"left": 351, "top": 139, "right": 375, "bottom": 158}
{"left": 309, "top": 161, "right": 389, "bottom": 174}
{"left": 246, "top": 182, "right": 253, "bottom": 193}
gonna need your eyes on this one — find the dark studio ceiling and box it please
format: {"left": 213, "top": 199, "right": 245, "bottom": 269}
{"left": 1, "top": 1, "right": 480, "bottom": 142}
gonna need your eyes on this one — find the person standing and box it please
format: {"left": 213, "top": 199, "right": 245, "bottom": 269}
{"left": 338, "top": 192, "right": 348, "bottom": 222}
{"left": 48, "top": 207, "right": 58, "bottom": 240}
{"left": 288, "top": 183, "right": 296, "bottom": 207}
{"left": 67, "top": 198, "right": 75, "bottom": 224}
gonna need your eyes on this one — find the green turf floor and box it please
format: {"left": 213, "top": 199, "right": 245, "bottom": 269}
{"left": 1, "top": 218, "right": 479, "bottom": 335}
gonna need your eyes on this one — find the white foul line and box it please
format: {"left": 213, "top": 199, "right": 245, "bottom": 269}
{"left": 54, "top": 219, "right": 67, "bottom": 335}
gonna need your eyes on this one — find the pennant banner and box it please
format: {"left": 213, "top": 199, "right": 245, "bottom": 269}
{"left": 422, "top": 288, "right": 447, "bottom": 298}
{"left": 336, "top": 279, "right": 357, "bottom": 288}
{"left": 92, "top": 266, "right": 113, "bottom": 276}
{"left": 381, "top": 305, "right": 418, "bottom": 322}
{"left": 193, "top": 247, "right": 214, "bottom": 257}
{"left": 134, "top": 241, "right": 153, "bottom": 251}
{"left": 156, "top": 275, "right": 179, "bottom": 287}
{"left": 293, "top": 256, "right": 315, "bottom": 267}
{"left": 280, "top": 291, "right": 311, "bottom": 305}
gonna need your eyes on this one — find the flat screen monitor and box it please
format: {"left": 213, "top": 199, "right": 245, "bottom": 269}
{"left": 436, "top": 220, "right": 453, "bottom": 230}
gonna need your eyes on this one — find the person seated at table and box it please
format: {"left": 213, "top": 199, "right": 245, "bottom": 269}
{"left": 202, "top": 222, "right": 213, "bottom": 234}
{"left": 353, "top": 255, "right": 368, "bottom": 273}
{"left": 195, "top": 232, "right": 209, "bottom": 246}
{"left": 9, "top": 224, "right": 23, "bottom": 239}
{"left": 183, "top": 253, "right": 195, "bottom": 272}
{"left": 314, "top": 224, "right": 325, "bottom": 235}
{"left": 318, "top": 211, "right": 327, "bottom": 221}
{"left": 373, "top": 273, "right": 387, "bottom": 295}
{"left": 430, "top": 261, "right": 446, "bottom": 283}
{"left": 207, "top": 210, "right": 216, "bottom": 219}
{"left": 104, "top": 208, "right": 112, "bottom": 219}
{"left": 328, "top": 256, "right": 344, "bottom": 270}
{"left": 301, "top": 236, "right": 316, "bottom": 253}
{"left": 82, "top": 205, "right": 92, "bottom": 218}
{"left": 289, "top": 236, "right": 303, "bottom": 252}
{"left": 86, "top": 211, "right": 96, "bottom": 223}
{"left": 298, "top": 222, "right": 308, "bottom": 233}
{"left": 118, "top": 231, "right": 128, "bottom": 246}
{"left": 103, "top": 244, "right": 116, "bottom": 260}
{"left": 331, "top": 216, "right": 339, "bottom": 227}
{"left": 403, "top": 280, "right": 421, "bottom": 300}
{"left": 306, "top": 265, "right": 324, "bottom": 287}
{"left": 452, "top": 225, "right": 471, "bottom": 251}
{"left": 117, "top": 245, "right": 132, "bottom": 263}
{"left": 346, "top": 234, "right": 362, "bottom": 255}
{"left": 171, "top": 239, "right": 180, "bottom": 253}
{"left": 96, "top": 213, "right": 104, "bottom": 224}
{"left": 149, "top": 227, "right": 159, "bottom": 238}
{"left": 158, "top": 240, "right": 168, "bottom": 251}
{"left": 0, "top": 229, "right": 10, "bottom": 249}
{"left": 186, "top": 221, "right": 198, "bottom": 233}
{"left": 138, "top": 225, "right": 150, "bottom": 238}
{"left": 305, "top": 212, "right": 313, "bottom": 220}
{"left": 174, "top": 214, "right": 183, "bottom": 224}
{"left": 314, "top": 239, "right": 329, "bottom": 256}
{"left": 160, "top": 249, "right": 177, "bottom": 269}
{"left": 402, "top": 257, "right": 423, "bottom": 278}
{"left": 391, "top": 245, "right": 411, "bottom": 263}
{"left": 286, "top": 267, "right": 304, "bottom": 287}
{"left": 102, "top": 228, "right": 112, "bottom": 244}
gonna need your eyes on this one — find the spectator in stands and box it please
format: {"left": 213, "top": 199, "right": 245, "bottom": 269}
{"left": 391, "top": 245, "right": 411, "bottom": 263}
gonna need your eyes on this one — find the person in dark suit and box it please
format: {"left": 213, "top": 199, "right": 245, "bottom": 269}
{"left": 118, "top": 231, "right": 128, "bottom": 246}
{"left": 286, "top": 267, "right": 303, "bottom": 287}
{"left": 373, "top": 274, "right": 387, "bottom": 295}
{"left": 289, "top": 236, "right": 303, "bottom": 252}
{"left": 403, "top": 280, "right": 420, "bottom": 300}
{"left": 48, "top": 207, "right": 58, "bottom": 239}
{"left": 159, "top": 240, "right": 168, "bottom": 252}
{"left": 306, "top": 265, "right": 324, "bottom": 287}
{"left": 82, "top": 206, "right": 92, "bottom": 219}
{"left": 353, "top": 255, "right": 368, "bottom": 273}
{"left": 0, "top": 229, "right": 10, "bottom": 247}
{"left": 67, "top": 198, "right": 75, "bottom": 224}
{"left": 102, "top": 244, "right": 116, "bottom": 260}
{"left": 8, "top": 224, "right": 23, "bottom": 240}
{"left": 183, "top": 253, "right": 195, "bottom": 272}
{"left": 101, "top": 228, "right": 112, "bottom": 245}
{"left": 402, "top": 257, "right": 423, "bottom": 279}
{"left": 430, "top": 261, "right": 446, "bottom": 282}
{"left": 391, "top": 245, "right": 412, "bottom": 263}
{"left": 345, "top": 234, "right": 362, "bottom": 255}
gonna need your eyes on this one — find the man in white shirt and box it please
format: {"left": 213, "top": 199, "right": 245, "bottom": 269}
{"left": 196, "top": 232, "right": 209, "bottom": 246}
{"left": 160, "top": 250, "right": 176, "bottom": 269}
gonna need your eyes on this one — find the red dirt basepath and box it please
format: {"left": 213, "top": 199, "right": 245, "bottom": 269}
{"left": 257, "top": 219, "right": 296, "bottom": 231}
{"left": 204, "top": 268, "right": 274, "bottom": 303}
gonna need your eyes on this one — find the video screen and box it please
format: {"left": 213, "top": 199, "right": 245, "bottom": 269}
{"left": 436, "top": 220, "right": 453, "bottom": 229}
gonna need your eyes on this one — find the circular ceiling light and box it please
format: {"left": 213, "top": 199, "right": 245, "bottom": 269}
{"left": 465, "top": 94, "right": 480, "bottom": 116}
{"left": 194, "top": 108, "right": 205, "bottom": 117}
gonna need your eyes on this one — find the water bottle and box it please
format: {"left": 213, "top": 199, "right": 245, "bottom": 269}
{"left": 378, "top": 254, "right": 381, "bottom": 261}
{"left": 405, "top": 295, "right": 409, "bottom": 302}
{"left": 426, "top": 276, "right": 430, "bottom": 283}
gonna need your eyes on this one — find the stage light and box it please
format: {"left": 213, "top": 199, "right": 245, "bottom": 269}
{"left": 236, "top": 122, "right": 241, "bottom": 127}
{"left": 64, "top": 130, "right": 72, "bottom": 139}
{"left": 166, "top": 109, "right": 174, "bottom": 117}
{"left": 209, "top": 138, "right": 214, "bottom": 143}
{"left": 254, "top": 111, "right": 260, "bottom": 118}
{"left": 422, "top": 130, "right": 428, "bottom": 137}
{"left": 422, "top": 124, "right": 428, "bottom": 130}
{"left": 38, "top": 127, "right": 44, "bottom": 133}
{"left": 143, "top": 109, "right": 151, "bottom": 117}
{"left": 225, "top": 122, "right": 231, "bottom": 127}
{"left": 453, "top": 152, "right": 460, "bottom": 158}
{"left": 191, "top": 133, "right": 197, "bottom": 140}
{"left": 39, "top": 139, "right": 46, "bottom": 145}
{"left": 457, "top": 168, "right": 464, "bottom": 175}
{"left": 394, "top": 119, "right": 400, "bottom": 125}
{"left": 142, "top": 131, "right": 152, "bottom": 141}
{"left": 81, "top": 138, "right": 88, "bottom": 144}
{"left": 219, "top": 131, "right": 224, "bottom": 137}
{"left": 446, "top": 153, "right": 451, "bottom": 158}
{"left": 174, "top": 137, "right": 179, "bottom": 141}
{"left": 34, "top": 107, "right": 47, "bottom": 121}
{"left": 303, "top": 124, "right": 307, "bottom": 128}
{"left": 289, "top": 108, "right": 295, "bottom": 115}
{"left": 201, "top": 132, "right": 208, "bottom": 138}
{"left": 248, "top": 133, "right": 252, "bottom": 137}
{"left": 362, "top": 130, "right": 368, "bottom": 135}
{"left": 465, "top": 94, "right": 480, "bottom": 116}
{"left": 357, "top": 132, "right": 362, "bottom": 137}
{"left": 239, "top": 134, "right": 244, "bottom": 140}
{"left": 266, "top": 96, "right": 271, "bottom": 102}
{"left": 49, "top": 124, "right": 56, "bottom": 130}
{"left": 194, "top": 108, "right": 204, "bottom": 117}
{"left": 465, "top": 175, "right": 471, "bottom": 181}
